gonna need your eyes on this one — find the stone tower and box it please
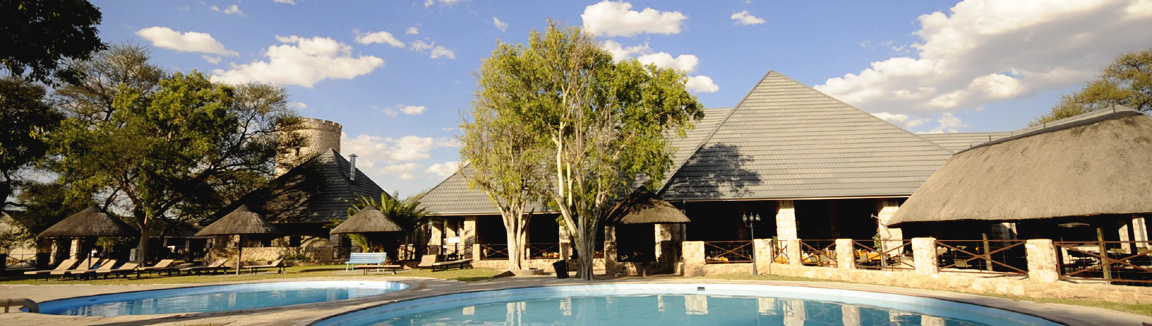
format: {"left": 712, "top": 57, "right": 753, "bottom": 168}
{"left": 276, "top": 118, "right": 342, "bottom": 176}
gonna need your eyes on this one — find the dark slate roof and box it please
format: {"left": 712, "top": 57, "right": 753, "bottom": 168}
{"left": 222, "top": 148, "right": 387, "bottom": 224}
{"left": 660, "top": 71, "right": 955, "bottom": 201}
{"left": 919, "top": 132, "right": 1013, "bottom": 153}
{"left": 419, "top": 108, "right": 733, "bottom": 216}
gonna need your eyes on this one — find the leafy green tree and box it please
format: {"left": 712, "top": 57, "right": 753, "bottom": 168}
{"left": 0, "top": 0, "right": 105, "bottom": 84}
{"left": 1032, "top": 48, "right": 1152, "bottom": 126}
{"left": 52, "top": 62, "right": 300, "bottom": 262}
{"left": 461, "top": 50, "right": 552, "bottom": 270}
{"left": 346, "top": 193, "right": 428, "bottom": 259}
{"left": 0, "top": 77, "right": 62, "bottom": 214}
{"left": 469, "top": 22, "right": 703, "bottom": 279}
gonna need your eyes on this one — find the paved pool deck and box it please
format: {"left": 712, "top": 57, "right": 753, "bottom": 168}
{"left": 0, "top": 273, "right": 1148, "bottom": 325}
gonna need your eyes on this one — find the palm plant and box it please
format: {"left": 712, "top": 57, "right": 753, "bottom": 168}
{"left": 346, "top": 192, "right": 429, "bottom": 259}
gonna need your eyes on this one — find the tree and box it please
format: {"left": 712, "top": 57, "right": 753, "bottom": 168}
{"left": 0, "top": 77, "right": 62, "bottom": 214}
{"left": 0, "top": 0, "right": 105, "bottom": 84}
{"left": 461, "top": 47, "right": 552, "bottom": 270}
{"left": 469, "top": 22, "right": 703, "bottom": 279}
{"left": 346, "top": 193, "right": 428, "bottom": 259}
{"left": 1032, "top": 48, "right": 1152, "bottom": 126}
{"left": 52, "top": 52, "right": 300, "bottom": 262}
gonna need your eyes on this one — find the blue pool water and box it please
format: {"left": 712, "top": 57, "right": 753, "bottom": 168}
{"left": 315, "top": 284, "right": 1061, "bottom": 326}
{"left": 38, "top": 281, "right": 408, "bottom": 316}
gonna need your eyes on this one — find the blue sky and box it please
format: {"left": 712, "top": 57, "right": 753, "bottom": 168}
{"left": 90, "top": 0, "right": 1152, "bottom": 195}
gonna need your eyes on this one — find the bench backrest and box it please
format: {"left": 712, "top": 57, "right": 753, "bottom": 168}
{"left": 418, "top": 254, "right": 437, "bottom": 267}
{"left": 347, "top": 252, "right": 388, "bottom": 263}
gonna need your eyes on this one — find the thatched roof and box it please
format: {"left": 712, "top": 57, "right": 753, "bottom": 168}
{"left": 196, "top": 205, "right": 282, "bottom": 236}
{"left": 606, "top": 191, "right": 691, "bottom": 225}
{"left": 330, "top": 205, "right": 403, "bottom": 234}
{"left": 888, "top": 110, "right": 1152, "bottom": 225}
{"left": 38, "top": 205, "right": 137, "bottom": 238}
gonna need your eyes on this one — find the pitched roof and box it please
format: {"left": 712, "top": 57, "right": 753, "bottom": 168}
{"left": 196, "top": 205, "right": 282, "bottom": 236}
{"left": 888, "top": 109, "right": 1152, "bottom": 225}
{"left": 419, "top": 108, "right": 732, "bottom": 216}
{"left": 223, "top": 148, "right": 387, "bottom": 224}
{"left": 330, "top": 205, "right": 403, "bottom": 234}
{"left": 660, "top": 71, "right": 954, "bottom": 201}
{"left": 39, "top": 205, "right": 137, "bottom": 238}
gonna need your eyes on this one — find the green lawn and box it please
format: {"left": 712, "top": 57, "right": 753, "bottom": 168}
{"left": 0, "top": 264, "right": 501, "bottom": 285}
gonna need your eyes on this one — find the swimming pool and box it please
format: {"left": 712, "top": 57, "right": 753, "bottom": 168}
{"left": 315, "top": 284, "right": 1062, "bottom": 326}
{"left": 37, "top": 281, "right": 408, "bottom": 316}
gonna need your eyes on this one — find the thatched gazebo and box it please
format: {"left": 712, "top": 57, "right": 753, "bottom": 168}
{"left": 888, "top": 109, "right": 1152, "bottom": 242}
{"left": 606, "top": 190, "right": 691, "bottom": 267}
{"left": 331, "top": 205, "right": 404, "bottom": 257}
{"left": 38, "top": 205, "right": 137, "bottom": 266}
{"left": 196, "top": 205, "right": 282, "bottom": 274}
{"left": 606, "top": 191, "right": 691, "bottom": 225}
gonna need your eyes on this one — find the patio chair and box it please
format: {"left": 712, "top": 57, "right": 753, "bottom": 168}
{"left": 51, "top": 258, "right": 102, "bottom": 279}
{"left": 23, "top": 258, "right": 78, "bottom": 280}
{"left": 82, "top": 259, "right": 119, "bottom": 279}
{"left": 98, "top": 261, "right": 140, "bottom": 279}
{"left": 244, "top": 258, "right": 285, "bottom": 274}
{"left": 180, "top": 259, "right": 229, "bottom": 275}
{"left": 417, "top": 254, "right": 472, "bottom": 272}
{"left": 137, "top": 259, "right": 177, "bottom": 276}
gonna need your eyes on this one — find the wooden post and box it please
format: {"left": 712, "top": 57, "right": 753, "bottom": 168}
{"left": 982, "top": 233, "right": 992, "bottom": 271}
{"left": 1098, "top": 227, "right": 1110, "bottom": 280}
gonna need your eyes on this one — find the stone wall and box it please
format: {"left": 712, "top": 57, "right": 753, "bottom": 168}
{"left": 683, "top": 238, "right": 1152, "bottom": 305}
{"left": 472, "top": 258, "right": 606, "bottom": 273}
{"left": 209, "top": 246, "right": 345, "bottom": 264}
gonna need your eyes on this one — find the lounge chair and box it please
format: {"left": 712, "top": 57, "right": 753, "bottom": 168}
{"left": 244, "top": 258, "right": 285, "bottom": 274}
{"left": 137, "top": 259, "right": 177, "bottom": 276}
{"left": 416, "top": 255, "right": 472, "bottom": 272}
{"left": 23, "top": 258, "right": 78, "bottom": 280}
{"left": 180, "top": 259, "right": 229, "bottom": 275}
{"left": 51, "top": 258, "right": 102, "bottom": 279}
{"left": 81, "top": 259, "right": 119, "bottom": 279}
{"left": 98, "top": 262, "right": 140, "bottom": 279}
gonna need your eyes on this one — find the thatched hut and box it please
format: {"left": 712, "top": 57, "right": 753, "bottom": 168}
{"left": 39, "top": 205, "right": 137, "bottom": 238}
{"left": 888, "top": 109, "right": 1152, "bottom": 245}
{"left": 196, "top": 205, "right": 282, "bottom": 274}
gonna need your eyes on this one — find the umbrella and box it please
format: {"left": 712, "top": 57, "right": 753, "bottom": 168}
{"left": 330, "top": 205, "right": 403, "bottom": 234}
{"left": 38, "top": 205, "right": 137, "bottom": 267}
{"left": 196, "top": 205, "right": 282, "bottom": 274}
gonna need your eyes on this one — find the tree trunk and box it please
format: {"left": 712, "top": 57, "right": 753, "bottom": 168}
{"left": 506, "top": 227, "right": 522, "bottom": 271}
{"left": 577, "top": 217, "right": 597, "bottom": 280}
{"left": 137, "top": 225, "right": 150, "bottom": 263}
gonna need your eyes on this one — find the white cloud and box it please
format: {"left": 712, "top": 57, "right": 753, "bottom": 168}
{"left": 636, "top": 52, "right": 698, "bottom": 73}
{"left": 815, "top": 0, "right": 1152, "bottom": 116}
{"left": 135, "top": 27, "right": 238, "bottom": 56}
{"left": 411, "top": 40, "right": 454, "bottom": 59}
{"left": 731, "top": 10, "right": 765, "bottom": 25}
{"left": 202, "top": 55, "right": 222, "bottom": 64}
{"left": 424, "top": 0, "right": 464, "bottom": 7}
{"left": 430, "top": 46, "right": 455, "bottom": 59}
{"left": 342, "top": 133, "right": 460, "bottom": 165}
{"left": 924, "top": 112, "right": 967, "bottom": 133}
{"left": 685, "top": 75, "right": 719, "bottom": 93}
{"left": 581, "top": 1, "right": 687, "bottom": 37}
{"left": 288, "top": 101, "right": 308, "bottom": 111}
{"left": 493, "top": 17, "right": 509, "bottom": 32}
{"left": 601, "top": 40, "right": 650, "bottom": 62}
{"left": 210, "top": 35, "right": 384, "bottom": 88}
{"left": 211, "top": 4, "right": 244, "bottom": 17}
{"left": 425, "top": 161, "right": 461, "bottom": 177}
{"left": 402, "top": 105, "right": 426, "bottom": 115}
{"left": 406, "top": 27, "right": 419, "bottom": 35}
{"left": 273, "top": 0, "right": 295, "bottom": 4}
{"left": 873, "top": 112, "right": 929, "bottom": 128}
{"left": 355, "top": 30, "right": 405, "bottom": 48}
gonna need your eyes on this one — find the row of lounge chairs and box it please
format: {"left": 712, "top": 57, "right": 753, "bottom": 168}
{"left": 22, "top": 257, "right": 284, "bottom": 280}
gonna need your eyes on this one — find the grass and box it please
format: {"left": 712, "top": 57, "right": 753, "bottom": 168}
{"left": 0, "top": 264, "right": 501, "bottom": 285}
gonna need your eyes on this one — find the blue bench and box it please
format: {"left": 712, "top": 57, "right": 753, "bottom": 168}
{"left": 345, "top": 252, "right": 388, "bottom": 271}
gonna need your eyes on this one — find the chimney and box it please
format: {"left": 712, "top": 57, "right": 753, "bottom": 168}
{"left": 348, "top": 154, "right": 357, "bottom": 182}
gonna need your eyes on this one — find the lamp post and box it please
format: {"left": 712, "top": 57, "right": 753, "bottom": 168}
{"left": 742, "top": 213, "right": 760, "bottom": 275}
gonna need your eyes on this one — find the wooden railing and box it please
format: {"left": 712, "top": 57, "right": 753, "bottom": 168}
{"left": 704, "top": 241, "right": 753, "bottom": 264}
{"left": 526, "top": 243, "right": 561, "bottom": 259}
{"left": 799, "top": 239, "right": 837, "bottom": 267}
{"left": 936, "top": 239, "right": 1026, "bottom": 274}
{"left": 1056, "top": 240, "right": 1152, "bottom": 284}
{"left": 851, "top": 239, "right": 914, "bottom": 271}
{"left": 477, "top": 243, "right": 509, "bottom": 260}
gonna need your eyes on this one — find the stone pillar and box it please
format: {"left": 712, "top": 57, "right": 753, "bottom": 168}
{"left": 1026, "top": 239, "right": 1060, "bottom": 282}
{"left": 786, "top": 239, "right": 802, "bottom": 266}
{"left": 604, "top": 225, "right": 618, "bottom": 276}
{"left": 842, "top": 305, "right": 861, "bottom": 326}
{"left": 682, "top": 241, "right": 705, "bottom": 276}
{"left": 1134, "top": 215, "right": 1150, "bottom": 250}
{"left": 656, "top": 224, "right": 676, "bottom": 272}
{"left": 463, "top": 216, "right": 477, "bottom": 258}
{"left": 835, "top": 239, "right": 855, "bottom": 270}
{"left": 912, "top": 237, "right": 938, "bottom": 275}
{"left": 775, "top": 200, "right": 797, "bottom": 240}
{"left": 429, "top": 218, "right": 443, "bottom": 255}
{"left": 472, "top": 243, "right": 482, "bottom": 262}
{"left": 754, "top": 238, "right": 771, "bottom": 274}
{"left": 875, "top": 200, "right": 903, "bottom": 255}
